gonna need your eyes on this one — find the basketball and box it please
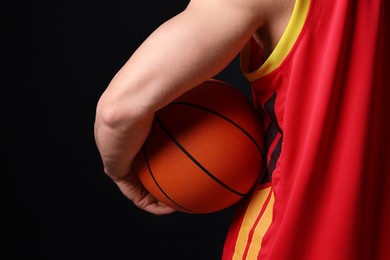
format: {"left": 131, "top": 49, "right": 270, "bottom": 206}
{"left": 134, "top": 79, "right": 265, "bottom": 214}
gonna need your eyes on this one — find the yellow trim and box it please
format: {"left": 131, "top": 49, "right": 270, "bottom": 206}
{"left": 232, "top": 187, "right": 274, "bottom": 260}
{"left": 242, "top": 0, "right": 311, "bottom": 81}
{"left": 246, "top": 191, "right": 274, "bottom": 259}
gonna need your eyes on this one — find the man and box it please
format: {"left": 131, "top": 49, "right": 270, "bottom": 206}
{"left": 94, "top": 0, "right": 390, "bottom": 258}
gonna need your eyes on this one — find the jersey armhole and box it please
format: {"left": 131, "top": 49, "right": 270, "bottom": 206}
{"left": 241, "top": 0, "right": 312, "bottom": 81}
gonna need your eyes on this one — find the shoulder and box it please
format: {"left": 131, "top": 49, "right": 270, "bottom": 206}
{"left": 184, "top": 0, "right": 295, "bottom": 53}
{"left": 186, "top": 0, "right": 294, "bottom": 24}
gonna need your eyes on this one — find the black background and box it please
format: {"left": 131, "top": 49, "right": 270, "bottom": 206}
{"left": 4, "top": 1, "right": 251, "bottom": 259}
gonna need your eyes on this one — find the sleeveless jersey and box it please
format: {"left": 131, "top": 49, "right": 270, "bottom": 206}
{"left": 222, "top": 0, "right": 390, "bottom": 259}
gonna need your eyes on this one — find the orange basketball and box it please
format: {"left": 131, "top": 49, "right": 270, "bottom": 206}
{"left": 134, "top": 79, "right": 265, "bottom": 214}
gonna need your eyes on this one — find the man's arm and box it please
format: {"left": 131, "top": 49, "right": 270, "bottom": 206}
{"left": 94, "top": 0, "right": 270, "bottom": 214}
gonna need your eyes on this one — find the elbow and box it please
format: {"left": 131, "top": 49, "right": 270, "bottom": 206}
{"left": 95, "top": 76, "right": 168, "bottom": 130}
{"left": 95, "top": 100, "right": 124, "bottom": 129}
{"left": 95, "top": 94, "right": 151, "bottom": 130}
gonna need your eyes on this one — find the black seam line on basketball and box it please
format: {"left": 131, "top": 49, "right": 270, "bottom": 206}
{"left": 155, "top": 116, "right": 246, "bottom": 197}
{"left": 169, "top": 101, "right": 265, "bottom": 158}
{"left": 142, "top": 144, "right": 194, "bottom": 213}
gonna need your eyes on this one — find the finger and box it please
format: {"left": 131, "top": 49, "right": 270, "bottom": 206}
{"left": 114, "top": 174, "right": 176, "bottom": 215}
{"left": 143, "top": 201, "right": 176, "bottom": 215}
{"left": 134, "top": 192, "right": 176, "bottom": 215}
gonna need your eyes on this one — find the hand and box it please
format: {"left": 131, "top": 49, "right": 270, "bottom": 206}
{"left": 108, "top": 168, "right": 176, "bottom": 215}
{"left": 94, "top": 108, "right": 175, "bottom": 215}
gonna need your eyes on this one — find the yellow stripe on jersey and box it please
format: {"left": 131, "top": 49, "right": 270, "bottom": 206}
{"left": 232, "top": 187, "right": 275, "bottom": 260}
{"left": 246, "top": 190, "right": 275, "bottom": 259}
{"left": 242, "top": 0, "right": 311, "bottom": 81}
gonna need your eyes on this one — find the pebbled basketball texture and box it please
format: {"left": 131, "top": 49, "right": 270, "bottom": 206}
{"left": 134, "top": 79, "right": 265, "bottom": 214}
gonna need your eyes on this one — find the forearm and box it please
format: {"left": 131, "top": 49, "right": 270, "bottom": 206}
{"left": 94, "top": 106, "right": 153, "bottom": 179}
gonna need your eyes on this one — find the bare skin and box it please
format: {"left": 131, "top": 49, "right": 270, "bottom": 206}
{"left": 94, "top": 0, "right": 294, "bottom": 215}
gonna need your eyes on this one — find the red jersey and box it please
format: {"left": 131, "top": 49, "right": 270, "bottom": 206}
{"left": 223, "top": 0, "right": 390, "bottom": 259}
